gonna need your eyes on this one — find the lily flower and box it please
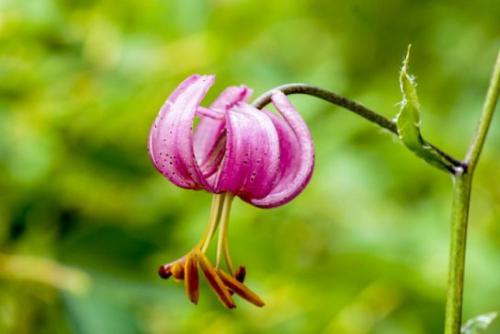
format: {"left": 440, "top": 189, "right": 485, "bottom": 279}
{"left": 149, "top": 74, "right": 314, "bottom": 308}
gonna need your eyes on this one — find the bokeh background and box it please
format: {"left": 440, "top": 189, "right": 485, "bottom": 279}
{"left": 0, "top": 0, "right": 499, "bottom": 333}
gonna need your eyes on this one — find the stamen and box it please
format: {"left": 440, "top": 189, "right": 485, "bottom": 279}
{"left": 234, "top": 266, "right": 246, "bottom": 283}
{"left": 198, "top": 252, "right": 236, "bottom": 309}
{"left": 158, "top": 264, "right": 172, "bottom": 279}
{"left": 223, "top": 237, "right": 235, "bottom": 275}
{"left": 184, "top": 251, "right": 200, "bottom": 304}
{"left": 217, "top": 269, "right": 265, "bottom": 307}
{"left": 215, "top": 194, "right": 234, "bottom": 271}
{"left": 199, "top": 193, "right": 226, "bottom": 252}
{"left": 171, "top": 261, "right": 185, "bottom": 280}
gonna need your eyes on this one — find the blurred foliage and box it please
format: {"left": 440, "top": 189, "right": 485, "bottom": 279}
{"left": 462, "top": 312, "right": 498, "bottom": 334}
{"left": 0, "top": 0, "right": 499, "bottom": 333}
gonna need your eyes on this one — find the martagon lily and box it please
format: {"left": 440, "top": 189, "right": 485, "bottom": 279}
{"left": 148, "top": 74, "right": 314, "bottom": 308}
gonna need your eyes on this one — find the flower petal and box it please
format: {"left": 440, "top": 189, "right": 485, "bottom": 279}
{"left": 250, "top": 91, "right": 315, "bottom": 208}
{"left": 148, "top": 75, "right": 215, "bottom": 190}
{"left": 193, "top": 86, "right": 252, "bottom": 181}
{"left": 215, "top": 103, "right": 280, "bottom": 200}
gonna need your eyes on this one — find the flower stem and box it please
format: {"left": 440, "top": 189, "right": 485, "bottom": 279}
{"left": 444, "top": 51, "right": 500, "bottom": 334}
{"left": 445, "top": 172, "right": 472, "bottom": 334}
{"left": 253, "top": 83, "right": 397, "bottom": 133}
{"left": 253, "top": 83, "right": 464, "bottom": 173}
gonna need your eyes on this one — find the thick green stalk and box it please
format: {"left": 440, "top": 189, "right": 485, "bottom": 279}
{"left": 465, "top": 52, "right": 500, "bottom": 171}
{"left": 445, "top": 172, "right": 472, "bottom": 334}
{"left": 444, "top": 51, "right": 500, "bottom": 334}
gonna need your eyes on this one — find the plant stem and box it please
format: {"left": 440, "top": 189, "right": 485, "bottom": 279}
{"left": 444, "top": 51, "right": 500, "bottom": 334}
{"left": 252, "top": 83, "right": 464, "bottom": 172}
{"left": 445, "top": 172, "right": 472, "bottom": 334}
{"left": 253, "top": 83, "right": 398, "bottom": 132}
{"left": 465, "top": 52, "right": 500, "bottom": 172}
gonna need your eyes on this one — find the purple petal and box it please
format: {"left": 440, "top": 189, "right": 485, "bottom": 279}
{"left": 148, "top": 74, "right": 215, "bottom": 190}
{"left": 250, "top": 91, "right": 315, "bottom": 208}
{"left": 215, "top": 103, "right": 280, "bottom": 199}
{"left": 193, "top": 86, "right": 252, "bottom": 180}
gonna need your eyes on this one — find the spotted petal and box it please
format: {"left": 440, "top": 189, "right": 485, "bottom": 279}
{"left": 250, "top": 91, "right": 315, "bottom": 208}
{"left": 215, "top": 103, "right": 281, "bottom": 200}
{"left": 148, "top": 75, "right": 215, "bottom": 190}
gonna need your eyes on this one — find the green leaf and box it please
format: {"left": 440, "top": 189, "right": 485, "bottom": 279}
{"left": 396, "top": 45, "right": 422, "bottom": 151}
{"left": 395, "top": 45, "right": 456, "bottom": 173}
{"left": 461, "top": 312, "right": 498, "bottom": 334}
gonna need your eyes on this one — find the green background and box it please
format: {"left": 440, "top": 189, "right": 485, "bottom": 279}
{"left": 0, "top": 0, "right": 499, "bottom": 333}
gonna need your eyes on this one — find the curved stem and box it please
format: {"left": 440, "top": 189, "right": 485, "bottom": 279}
{"left": 253, "top": 83, "right": 397, "bottom": 133}
{"left": 444, "top": 51, "right": 500, "bottom": 334}
{"left": 252, "top": 83, "right": 464, "bottom": 172}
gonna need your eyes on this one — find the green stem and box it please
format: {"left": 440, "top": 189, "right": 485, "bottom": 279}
{"left": 252, "top": 84, "right": 464, "bottom": 172}
{"left": 445, "top": 172, "right": 472, "bottom": 334}
{"left": 465, "top": 52, "right": 500, "bottom": 172}
{"left": 444, "top": 51, "right": 500, "bottom": 334}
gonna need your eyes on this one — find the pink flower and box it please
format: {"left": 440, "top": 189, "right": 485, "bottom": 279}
{"left": 149, "top": 74, "right": 314, "bottom": 308}
{"left": 148, "top": 74, "right": 314, "bottom": 208}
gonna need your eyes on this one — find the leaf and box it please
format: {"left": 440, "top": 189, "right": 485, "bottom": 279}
{"left": 395, "top": 45, "right": 456, "bottom": 173}
{"left": 461, "top": 312, "right": 498, "bottom": 334}
{"left": 396, "top": 45, "right": 422, "bottom": 151}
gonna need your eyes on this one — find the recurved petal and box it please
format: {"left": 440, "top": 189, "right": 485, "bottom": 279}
{"left": 193, "top": 86, "right": 252, "bottom": 181}
{"left": 250, "top": 91, "right": 315, "bottom": 208}
{"left": 215, "top": 103, "right": 280, "bottom": 200}
{"left": 148, "top": 74, "right": 215, "bottom": 190}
